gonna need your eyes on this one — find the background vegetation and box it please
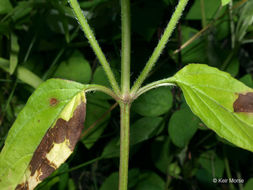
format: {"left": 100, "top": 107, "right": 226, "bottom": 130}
{"left": 0, "top": 0, "right": 253, "bottom": 189}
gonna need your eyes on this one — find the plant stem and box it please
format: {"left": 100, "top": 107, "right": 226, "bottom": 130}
{"left": 224, "top": 156, "right": 236, "bottom": 190}
{"left": 121, "top": 0, "right": 131, "bottom": 95}
{"left": 200, "top": 0, "right": 207, "bottom": 28}
{"left": 69, "top": 0, "right": 121, "bottom": 95}
{"left": 229, "top": 0, "right": 235, "bottom": 49}
{"left": 220, "top": 49, "right": 237, "bottom": 71}
{"left": 134, "top": 78, "right": 175, "bottom": 99}
{"left": 119, "top": 103, "right": 130, "bottom": 190}
{"left": 85, "top": 84, "right": 119, "bottom": 101}
{"left": 130, "top": 0, "right": 189, "bottom": 95}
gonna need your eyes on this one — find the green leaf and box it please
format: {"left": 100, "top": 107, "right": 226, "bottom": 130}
{"left": 179, "top": 26, "right": 206, "bottom": 64}
{"left": 168, "top": 162, "right": 181, "bottom": 178}
{"left": 235, "top": 1, "right": 253, "bottom": 42}
{"left": 92, "top": 66, "right": 112, "bottom": 100}
{"left": 68, "top": 179, "right": 76, "bottom": 190}
{"left": 0, "top": 79, "right": 87, "bottom": 190}
{"left": 168, "top": 64, "right": 253, "bottom": 152}
{"left": 99, "top": 169, "right": 140, "bottom": 190}
{"left": 240, "top": 74, "right": 253, "bottom": 88}
{"left": 221, "top": 0, "right": 231, "bottom": 6}
{"left": 244, "top": 178, "right": 253, "bottom": 190}
{"left": 92, "top": 66, "right": 120, "bottom": 100}
{"left": 151, "top": 136, "right": 172, "bottom": 174}
{"left": 186, "top": 0, "right": 224, "bottom": 20}
{"left": 9, "top": 33, "right": 20, "bottom": 75}
{"left": 198, "top": 151, "right": 224, "bottom": 178}
{"left": 58, "top": 164, "right": 69, "bottom": 190}
{"left": 0, "top": 22, "right": 9, "bottom": 35}
{"left": 0, "top": 0, "right": 12, "bottom": 14}
{"left": 102, "top": 137, "right": 120, "bottom": 158}
{"left": 0, "top": 58, "right": 43, "bottom": 88}
{"left": 225, "top": 57, "right": 239, "bottom": 77}
{"left": 133, "top": 171, "right": 165, "bottom": 190}
{"left": 132, "top": 87, "right": 173, "bottom": 117}
{"left": 195, "top": 168, "right": 214, "bottom": 186}
{"left": 11, "top": 1, "right": 33, "bottom": 22}
{"left": 17, "top": 66, "right": 43, "bottom": 88}
{"left": 130, "top": 117, "right": 164, "bottom": 145}
{"left": 0, "top": 57, "right": 9, "bottom": 72}
{"left": 168, "top": 107, "right": 200, "bottom": 148}
{"left": 99, "top": 172, "right": 118, "bottom": 190}
{"left": 54, "top": 50, "right": 91, "bottom": 83}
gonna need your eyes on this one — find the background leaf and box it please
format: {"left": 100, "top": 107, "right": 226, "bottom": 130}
{"left": 198, "top": 151, "right": 224, "bottom": 178}
{"left": 221, "top": 0, "right": 231, "bottom": 6}
{"left": 168, "top": 106, "right": 200, "bottom": 148}
{"left": 82, "top": 95, "right": 111, "bottom": 149}
{"left": 130, "top": 117, "right": 164, "bottom": 145}
{"left": 186, "top": 0, "right": 224, "bottom": 20}
{"left": 91, "top": 66, "right": 119, "bottom": 99}
{"left": 244, "top": 178, "right": 253, "bottom": 190}
{"left": 9, "top": 33, "right": 19, "bottom": 75}
{"left": 133, "top": 171, "right": 165, "bottom": 190}
{"left": 151, "top": 136, "right": 172, "bottom": 174}
{"left": 132, "top": 87, "right": 173, "bottom": 117}
{"left": 0, "top": 0, "right": 12, "bottom": 14}
{"left": 54, "top": 51, "right": 91, "bottom": 83}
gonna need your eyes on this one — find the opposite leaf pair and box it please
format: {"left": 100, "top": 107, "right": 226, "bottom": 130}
{"left": 0, "top": 64, "right": 252, "bottom": 190}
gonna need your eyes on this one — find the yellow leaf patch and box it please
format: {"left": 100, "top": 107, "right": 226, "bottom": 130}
{"left": 16, "top": 92, "right": 86, "bottom": 190}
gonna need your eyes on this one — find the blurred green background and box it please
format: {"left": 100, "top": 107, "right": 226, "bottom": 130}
{"left": 0, "top": 0, "right": 253, "bottom": 189}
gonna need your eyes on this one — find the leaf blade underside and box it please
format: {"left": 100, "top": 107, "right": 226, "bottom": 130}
{"left": 169, "top": 64, "right": 253, "bottom": 152}
{"left": 0, "top": 79, "right": 87, "bottom": 190}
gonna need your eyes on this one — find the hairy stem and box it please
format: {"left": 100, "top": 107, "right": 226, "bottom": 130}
{"left": 69, "top": 0, "right": 120, "bottom": 95}
{"left": 119, "top": 103, "right": 130, "bottom": 190}
{"left": 85, "top": 84, "right": 119, "bottom": 101}
{"left": 121, "top": 0, "right": 131, "bottom": 95}
{"left": 130, "top": 0, "right": 189, "bottom": 95}
{"left": 229, "top": 0, "right": 235, "bottom": 49}
{"left": 135, "top": 78, "right": 175, "bottom": 99}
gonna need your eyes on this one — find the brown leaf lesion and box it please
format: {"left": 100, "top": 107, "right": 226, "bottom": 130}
{"left": 15, "top": 101, "right": 86, "bottom": 189}
{"left": 233, "top": 92, "right": 253, "bottom": 112}
{"left": 15, "top": 181, "right": 28, "bottom": 190}
{"left": 49, "top": 98, "right": 59, "bottom": 107}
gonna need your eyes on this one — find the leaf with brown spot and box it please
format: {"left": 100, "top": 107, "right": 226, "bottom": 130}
{"left": 234, "top": 92, "right": 253, "bottom": 112}
{"left": 168, "top": 64, "right": 253, "bottom": 152}
{"left": 49, "top": 98, "right": 59, "bottom": 106}
{"left": 0, "top": 79, "right": 87, "bottom": 190}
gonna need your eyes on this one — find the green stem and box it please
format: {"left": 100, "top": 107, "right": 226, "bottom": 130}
{"left": 85, "top": 84, "right": 119, "bottom": 101}
{"left": 229, "top": 0, "right": 235, "bottom": 49}
{"left": 220, "top": 48, "right": 237, "bottom": 71}
{"left": 121, "top": 0, "right": 131, "bottom": 95}
{"left": 135, "top": 78, "right": 175, "bottom": 99}
{"left": 224, "top": 156, "right": 236, "bottom": 190}
{"left": 69, "top": 0, "right": 121, "bottom": 95}
{"left": 119, "top": 103, "right": 130, "bottom": 190}
{"left": 200, "top": 0, "right": 207, "bottom": 28}
{"left": 130, "top": 0, "right": 189, "bottom": 95}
